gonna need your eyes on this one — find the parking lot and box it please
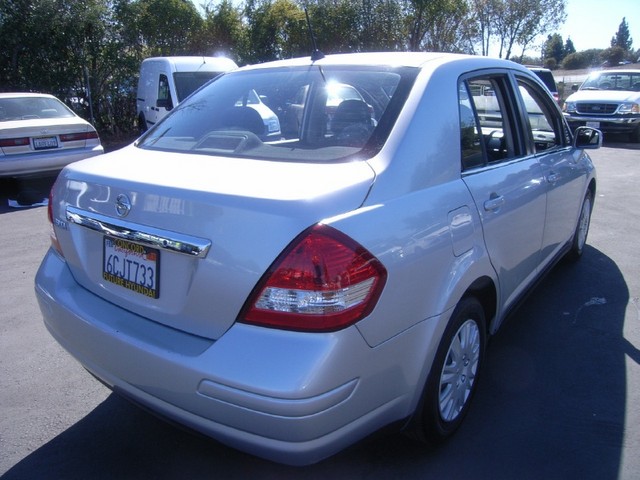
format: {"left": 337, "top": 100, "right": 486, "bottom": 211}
{"left": 1, "top": 140, "right": 639, "bottom": 479}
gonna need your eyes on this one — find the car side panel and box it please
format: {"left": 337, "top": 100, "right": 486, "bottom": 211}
{"left": 463, "top": 158, "right": 546, "bottom": 312}
{"left": 537, "top": 147, "right": 591, "bottom": 264}
{"left": 324, "top": 179, "right": 494, "bottom": 348}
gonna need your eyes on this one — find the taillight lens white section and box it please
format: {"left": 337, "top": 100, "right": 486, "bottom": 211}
{"left": 241, "top": 224, "right": 387, "bottom": 332}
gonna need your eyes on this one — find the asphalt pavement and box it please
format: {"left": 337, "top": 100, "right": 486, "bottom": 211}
{"left": 1, "top": 139, "right": 639, "bottom": 479}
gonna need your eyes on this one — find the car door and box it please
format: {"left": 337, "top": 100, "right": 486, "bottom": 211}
{"left": 514, "top": 75, "right": 587, "bottom": 266}
{"left": 459, "top": 73, "right": 547, "bottom": 315}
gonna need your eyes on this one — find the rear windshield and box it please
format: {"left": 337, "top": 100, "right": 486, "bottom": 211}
{"left": 532, "top": 70, "right": 557, "bottom": 93}
{"left": 0, "top": 96, "right": 75, "bottom": 122}
{"left": 139, "top": 65, "right": 418, "bottom": 162}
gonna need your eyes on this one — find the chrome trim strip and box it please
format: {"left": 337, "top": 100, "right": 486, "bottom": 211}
{"left": 66, "top": 206, "right": 211, "bottom": 258}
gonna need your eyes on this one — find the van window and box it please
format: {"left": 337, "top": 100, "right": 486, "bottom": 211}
{"left": 158, "top": 74, "right": 172, "bottom": 108}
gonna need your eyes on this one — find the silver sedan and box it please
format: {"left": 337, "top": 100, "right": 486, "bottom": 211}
{"left": 35, "top": 52, "right": 600, "bottom": 465}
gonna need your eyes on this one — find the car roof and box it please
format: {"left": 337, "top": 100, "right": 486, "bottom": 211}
{"left": 239, "top": 52, "right": 529, "bottom": 73}
{"left": 0, "top": 92, "right": 58, "bottom": 99}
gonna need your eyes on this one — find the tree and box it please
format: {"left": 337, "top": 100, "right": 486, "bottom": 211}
{"left": 466, "top": 0, "right": 567, "bottom": 59}
{"left": 405, "top": 0, "right": 471, "bottom": 52}
{"left": 564, "top": 37, "right": 575, "bottom": 56}
{"left": 243, "top": 0, "right": 306, "bottom": 63}
{"left": 305, "top": 0, "right": 361, "bottom": 54}
{"left": 543, "top": 33, "right": 564, "bottom": 65}
{"left": 611, "top": 17, "right": 633, "bottom": 51}
{"left": 360, "top": 0, "right": 406, "bottom": 52}
{"left": 495, "top": 0, "right": 567, "bottom": 60}
{"left": 199, "top": 0, "right": 245, "bottom": 60}
{"left": 123, "top": 0, "right": 204, "bottom": 56}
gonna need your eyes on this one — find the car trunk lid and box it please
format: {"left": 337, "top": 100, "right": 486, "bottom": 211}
{"left": 0, "top": 118, "right": 98, "bottom": 155}
{"left": 50, "top": 146, "right": 375, "bottom": 340}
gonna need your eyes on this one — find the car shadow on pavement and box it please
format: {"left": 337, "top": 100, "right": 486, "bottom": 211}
{"left": 2, "top": 252, "right": 632, "bottom": 478}
{"left": 0, "top": 176, "right": 57, "bottom": 215}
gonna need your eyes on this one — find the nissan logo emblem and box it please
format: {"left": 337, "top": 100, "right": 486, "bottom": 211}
{"left": 115, "top": 194, "right": 131, "bottom": 217}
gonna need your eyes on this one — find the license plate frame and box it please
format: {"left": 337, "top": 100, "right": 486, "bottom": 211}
{"left": 33, "top": 136, "right": 59, "bottom": 150}
{"left": 586, "top": 121, "right": 600, "bottom": 129}
{"left": 103, "top": 236, "right": 160, "bottom": 299}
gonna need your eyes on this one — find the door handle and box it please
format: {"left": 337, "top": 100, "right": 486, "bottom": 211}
{"left": 547, "top": 172, "right": 560, "bottom": 183}
{"left": 484, "top": 195, "right": 505, "bottom": 212}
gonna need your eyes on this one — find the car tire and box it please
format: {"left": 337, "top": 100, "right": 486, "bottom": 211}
{"left": 567, "top": 190, "right": 593, "bottom": 261}
{"left": 631, "top": 124, "right": 640, "bottom": 143}
{"left": 411, "top": 296, "right": 486, "bottom": 444}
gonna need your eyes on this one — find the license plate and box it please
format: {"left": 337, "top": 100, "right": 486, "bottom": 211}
{"left": 33, "top": 136, "right": 58, "bottom": 150}
{"left": 103, "top": 237, "right": 159, "bottom": 298}
{"left": 586, "top": 121, "right": 600, "bottom": 129}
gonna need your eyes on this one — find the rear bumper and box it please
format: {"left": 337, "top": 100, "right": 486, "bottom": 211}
{"left": 35, "top": 248, "right": 438, "bottom": 465}
{"left": 0, "top": 145, "right": 104, "bottom": 178}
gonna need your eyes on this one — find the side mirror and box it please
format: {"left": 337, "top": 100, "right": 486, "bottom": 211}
{"left": 571, "top": 83, "right": 579, "bottom": 92}
{"left": 574, "top": 126, "right": 602, "bottom": 149}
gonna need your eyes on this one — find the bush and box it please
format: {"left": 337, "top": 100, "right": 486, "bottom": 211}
{"left": 562, "top": 49, "right": 603, "bottom": 69}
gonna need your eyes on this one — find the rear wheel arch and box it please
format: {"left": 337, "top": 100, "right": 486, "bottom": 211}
{"left": 464, "top": 276, "right": 497, "bottom": 334}
{"left": 408, "top": 294, "right": 487, "bottom": 444}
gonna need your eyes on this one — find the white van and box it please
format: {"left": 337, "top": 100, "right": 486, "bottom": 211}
{"left": 136, "top": 56, "right": 237, "bottom": 132}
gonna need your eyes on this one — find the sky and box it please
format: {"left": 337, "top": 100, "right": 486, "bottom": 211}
{"left": 557, "top": 0, "right": 639, "bottom": 52}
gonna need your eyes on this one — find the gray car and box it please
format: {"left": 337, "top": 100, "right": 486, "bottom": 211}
{"left": 35, "top": 52, "right": 600, "bottom": 465}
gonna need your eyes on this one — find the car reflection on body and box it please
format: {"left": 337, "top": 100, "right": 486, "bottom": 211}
{"left": 0, "top": 92, "right": 103, "bottom": 178}
{"left": 36, "top": 52, "right": 600, "bottom": 465}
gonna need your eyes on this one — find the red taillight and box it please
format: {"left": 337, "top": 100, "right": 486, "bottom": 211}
{"left": 59, "top": 131, "right": 99, "bottom": 142}
{"left": 47, "top": 181, "right": 64, "bottom": 257}
{"left": 0, "top": 137, "right": 30, "bottom": 147}
{"left": 241, "top": 224, "right": 387, "bottom": 332}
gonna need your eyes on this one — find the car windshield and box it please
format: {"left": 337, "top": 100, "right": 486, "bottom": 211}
{"left": 0, "top": 96, "right": 75, "bottom": 122}
{"left": 581, "top": 72, "right": 640, "bottom": 91}
{"left": 139, "top": 65, "right": 417, "bottom": 162}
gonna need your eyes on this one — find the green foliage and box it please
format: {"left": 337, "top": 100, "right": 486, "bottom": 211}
{"left": 0, "top": 0, "right": 613, "bottom": 139}
{"left": 544, "top": 33, "right": 565, "bottom": 65}
{"left": 564, "top": 37, "right": 575, "bottom": 56}
{"left": 561, "top": 49, "right": 603, "bottom": 69}
{"left": 601, "top": 46, "right": 626, "bottom": 66}
{"left": 611, "top": 17, "right": 633, "bottom": 51}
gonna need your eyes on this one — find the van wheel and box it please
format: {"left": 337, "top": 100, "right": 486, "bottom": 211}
{"left": 138, "top": 113, "right": 147, "bottom": 134}
{"left": 412, "top": 297, "right": 486, "bottom": 444}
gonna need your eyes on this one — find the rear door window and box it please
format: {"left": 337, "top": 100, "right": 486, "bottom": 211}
{"left": 458, "top": 75, "right": 521, "bottom": 170}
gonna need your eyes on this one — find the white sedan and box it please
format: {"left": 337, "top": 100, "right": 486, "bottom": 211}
{"left": 0, "top": 92, "right": 103, "bottom": 178}
{"left": 36, "top": 52, "right": 600, "bottom": 465}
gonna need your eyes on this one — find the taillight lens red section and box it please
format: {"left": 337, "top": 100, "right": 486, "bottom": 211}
{"left": 241, "top": 224, "right": 387, "bottom": 332}
{"left": 0, "top": 137, "right": 30, "bottom": 147}
{"left": 47, "top": 180, "right": 64, "bottom": 257}
{"left": 59, "top": 131, "right": 99, "bottom": 142}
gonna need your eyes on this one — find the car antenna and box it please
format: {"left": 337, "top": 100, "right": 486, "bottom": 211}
{"left": 305, "top": 8, "right": 324, "bottom": 61}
